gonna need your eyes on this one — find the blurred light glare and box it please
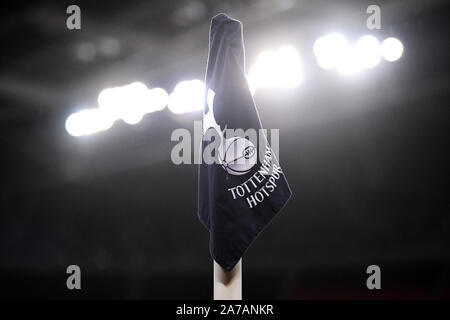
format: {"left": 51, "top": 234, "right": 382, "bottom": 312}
{"left": 98, "top": 82, "right": 168, "bottom": 124}
{"left": 148, "top": 87, "right": 169, "bottom": 111}
{"left": 337, "top": 47, "right": 364, "bottom": 75}
{"left": 97, "top": 86, "right": 123, "bottom": 119}
{"left": 337, "top": 35, "right": 381, "bottom": 75}
{"left": 65, "top": 108, "right": 113, "bottom": 137}
{"left": 67, "top": 82, "right": 169, "bottom": 136}
{"left": 354, "top": 35, "right": 381, "bottom": 69}
{"left": 168, "top": 79, "right": 205, "bottom": 114}
{"left": 248, "top": 46, "right": 303, "bottom": 91}
{"left": 170, "top": 0, "right": 206, "bottom": 27}
{"left": 76, "top": 42, "right": 97, "bottom": 62}
{"left": 121, "top": 82, "right": 150, "bottom": 125}
{"left": 314, "top": 33, "right": 388, "bottom": 75}
{"left": 381, "top": 37, "right": 404, "bottom": 62}
{"left": 122, "top": 111, "right": 144, "bottom": 125}
{"left": 313, "top": 33, "right": 348, "bottom": 70}
{"left": 98, "top": 37, "right": 121, "bottom": 57}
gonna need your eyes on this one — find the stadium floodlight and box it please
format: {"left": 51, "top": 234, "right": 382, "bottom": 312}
{"left": 98, "top": 82, "right": 169, "bottom": 125}
{"left": 247, "top": 46, "right": 303, "bottom": 92}
{"left": 381, "top": 37, "right": 404, "bottom": 62}
{"left": 354, "top": 35, "right": 381, "bottom": 69}
{"left": 148, "top": 87, "right": 169, "bottom": 112}
{"left": 66, "top": 81, "right": 169, "bottom": 136}
{"left": 314, "top": 33, "right": 403, "bottom": 75}
{"left": 168, "top": 79, "right": 206, "bottom": 114}
{"left": 337, "top": 35, "right": 381, "bottom": 75}
{"left": 313, "top": 33, "right": 348, "bottom": 70}
{"left": 65, "top": 108, "right": 113, "bottom": 137}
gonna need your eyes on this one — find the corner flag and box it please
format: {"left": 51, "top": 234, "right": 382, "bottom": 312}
{"left": 198, "top": 13, "right": 292, "bottom": 271}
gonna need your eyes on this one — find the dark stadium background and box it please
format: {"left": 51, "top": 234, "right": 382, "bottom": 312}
{"left": 0, "top": 0, "right": 449, "bottom": 299}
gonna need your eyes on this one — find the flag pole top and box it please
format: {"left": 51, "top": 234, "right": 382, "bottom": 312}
{"left": 211, "top": 13, "right": 241, "bottom": 25}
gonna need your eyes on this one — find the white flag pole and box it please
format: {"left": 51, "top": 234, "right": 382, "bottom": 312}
{"left": 213, "top": 259, "right": 242, "bottom": 300}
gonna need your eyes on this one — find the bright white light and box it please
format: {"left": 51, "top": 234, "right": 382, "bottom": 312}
{"left": 121, "top": 82, "right": 150, "bottom": 125}
{"left": 248, "top": 50, "right": 276, "bottom": 90}
{"left": 98, "top": 82, "right": 168, "bottom": 125}
{"left": 247, "top": 45, "right": 302, "bottom": 91}
{"left": 65, "top": 108, "right": 113, "bottom": 137}
{"left": 147, "top": 87, "right": 169, "bottom": 112}
{"left": 206, "top": 87, "right": 215, "bottom": 111}
{"left": 337, "top": 35, "right": 381, "bottom": 75}
{"left": 336, "top": 46, "right": 364, "bottom": 75}
{"left": 354, "top": 35, "right": 381, "bottom": 69}
{"left": 381, "top": 37, "right": 403, "bottom": 62}
{"left": 314, "top": 33, "right": 387, "bottom": 75}
{"left": 313, "top": 33, "right": 348, "bottom": 70}
{"left": 67, "top": 82, "right": 169, "bottom": 137}
{"left": 97, "top": 86, "right": 123, "bottom": 120}
{"left": 168, "top": 79, "right": 205, "bottom": 114}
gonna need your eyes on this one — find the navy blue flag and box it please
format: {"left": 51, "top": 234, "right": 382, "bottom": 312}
{"left": 198, "top": 14, "right": 292, "bottom": 271}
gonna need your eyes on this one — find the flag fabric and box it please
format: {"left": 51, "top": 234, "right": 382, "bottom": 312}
{"left": 198, "top": 13, "right": 292, "bottom": 271}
